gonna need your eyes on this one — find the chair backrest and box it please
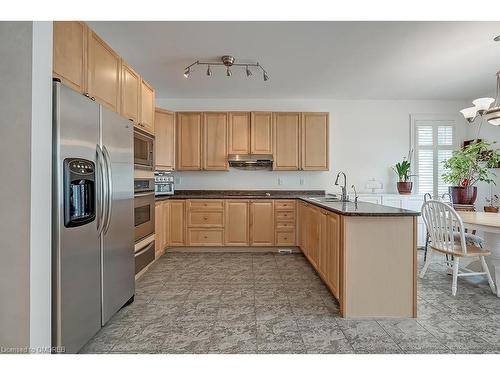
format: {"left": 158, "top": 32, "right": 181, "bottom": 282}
{"left": 421, "top": 200, "right": 467, "bottom": 254}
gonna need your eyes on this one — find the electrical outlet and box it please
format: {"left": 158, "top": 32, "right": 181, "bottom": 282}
{"left": 277, "top": 177, "right": 283, "bottom": 185}
{"left": 299, "top": 177, "right": 304, "bottom": 186}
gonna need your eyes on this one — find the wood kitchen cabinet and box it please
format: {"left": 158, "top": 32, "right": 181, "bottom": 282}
{"left": 203, "top": 112, "right": 228, "bottom": 170}
{"left": 273, "top": 112, "right": 301, "bottom": 170}
{"left": 139, "top": 78, "right": 155, "bottom": 134}
{"left": 176, "top": 112, "right": 203, "bottom": 170}
{"left": 250, "top": 200, "right": 274, "bottom": 246}
{"left": 228, "top": 112, "right": 251, "bottom": 155}
{"left": 53, "top": 21, "right": 87, "bottom": 93}
{"left": 251, "top": 112, "right": 273, "bottom": 154}
{"left": 167, "top": 200, "right": 185, "bottom": 246}
{"left": 324, "top": 211, "right": 341, "bottom": 299}
{"left": 155, "top": 108, "right": 175, "bottom": 170}
{"left": 301, "top": 112, "right": 329, "bottom": 170}
{"left": 306, "top": 205, "right": 321, "bottom": 268}
{"left": 87, "top": 30, "right": 121, "bottom": 112}
{"left": 154, "top": 201, "right": 169, "bottom": 258}
{"left": 120, "top": 61, "right": 140, "bottom": 124}
{"left": 225, "top": 200, "right": 250, "bottom": 246}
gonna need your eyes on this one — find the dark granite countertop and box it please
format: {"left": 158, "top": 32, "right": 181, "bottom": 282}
{"left": 299, "top": 197, "right": 420, "bottom": 217}
{"left": 155, "top": 190, "right": 419, "bottom": 217}
{"left": 155, "top": 190, "right": 326, "bottom": 201}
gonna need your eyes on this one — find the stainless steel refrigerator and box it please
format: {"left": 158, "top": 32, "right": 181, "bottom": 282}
{"left": 52, "top": 80, "right": 135, "bottom": 353}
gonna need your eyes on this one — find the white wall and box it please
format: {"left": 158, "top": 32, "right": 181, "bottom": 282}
{"left": 156, "top": 98, "right": 469, "bottom": 195}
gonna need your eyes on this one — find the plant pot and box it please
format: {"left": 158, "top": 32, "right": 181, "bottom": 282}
{"left": 449, "top": 186, "right": 477, "bottom": 205}
{"left": 484, "top": 206, "right": 499, "bottom": 213}
{"left": 397, "top": 181, "right": 413, "bottom": 195}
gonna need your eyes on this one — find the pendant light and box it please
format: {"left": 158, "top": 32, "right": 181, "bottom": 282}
{"left": 484, "top": 71, "right": 500, "bottom": 126}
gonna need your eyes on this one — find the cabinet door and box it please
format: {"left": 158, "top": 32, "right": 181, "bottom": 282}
{"left": 307, "top": 206, "right": 321, "bottom": 267}
{"left": 250, "top": 200, "right": 274, "bottom": 246}
{"left": 228, "top": 112, "right": 250, "bottom": 155}
{"left": 163, "top": 201, "right": 170, "bottom": 251}
{"left": 87, "top": 30, "right": 120, "bottom": 112}
{"left": 297, "top": 202, "right": 307, "bottom": 253}
{"left": 203, "top": 112, "right": 228, "bottom": 170}
{"left": 155, "top": 109, "right": 175, "bottom": 170}
{"left": 251, "top": 112, "right": 273, "bottom": 154}
{"left": 140, "top": 79, "right": 155, "bottom": 134}
{"left": 120, "top": 62, "right": 140, "bottom": 123}
{"left": 301, "top": 112, "right": 329, "bottom": 170}
{"left": 176, "top": 112, "right": 202, "bottom": 170}
{"left": 325, "top": 212, "right": 341, "bottom": 299}
{"left": 168, "top": 200, "right": 185, "bottom": 246}
{"left": 318, "top": 210, "right": 328, "bottom": 278}
{"left": 273, "top": 112, "right": 300, "bottom": 170}
{"left": 224, "top": 200, "right": 249, "bottom": 246}
{"left": 154, "top": 202, "right": 164, "bottom": 257}
{"left": 53, "top": 21, "right": 87, "bottom": 93}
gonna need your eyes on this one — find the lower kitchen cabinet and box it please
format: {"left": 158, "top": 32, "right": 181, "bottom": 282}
{"left": 225, "top": 200, "right": 250, "bottom": 246}
{"left": 250, "top": 200, "right": 274, "bottom": 246}
{"left": 167, "top": 200, "right": 185, "bottom": 246}
{"left": 154, "top": 201, "right": 169, "bottom": 258}
{"left": 187, "top": 229, "right": 224, "bottom": 246}
{"left": 323, "top": 211, "right": 341, "bottom": 299}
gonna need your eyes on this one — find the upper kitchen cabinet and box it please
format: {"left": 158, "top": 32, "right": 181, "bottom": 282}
{"left": 155, "top": 108, "right": 175, "bottom": 170}
{"left": 87, "top": 30, "right": 121, "bottom": 112}
{"left": 139, "top": 79, "right": 155, "bottom": 134}
{"left": 176, "top": 112, "right": 203, "bottom": 170}
{"left": 273, "top": 112, "right": 301, "bottom": 170}
{"left": 251, "top": 112, "right": 273, "bottom": 154}
{"left": 301, "top": 112, "right": 329, "bottom": 170}
{"left": 53, "top": 21, "right": 88, "bottom": 93}
{"left": 120, "top": 61, "right": 140, "bottom": 124}
{"left": 228, "top": 112, "right": 251, "bottom": 155}
{"left": 203, "top": 112, "right": 228, "bottom": 171}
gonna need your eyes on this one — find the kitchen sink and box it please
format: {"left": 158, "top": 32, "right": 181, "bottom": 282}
{"left": 307, "top": 196, "right": 344, "bottom": 203}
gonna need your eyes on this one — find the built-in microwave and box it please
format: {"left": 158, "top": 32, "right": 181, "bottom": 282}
{"left": 134, "top": 128, "right": 154, "bottom": 171}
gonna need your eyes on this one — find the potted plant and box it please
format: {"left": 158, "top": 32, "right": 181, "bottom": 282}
{"left": 393, "top": 149, "right": 415, "bottom": 194}
{"left": 442, "top": 140, "right": 500, "bottom": 205}
{"left": 485, "top": 194, "right": 499, "bottom": 213}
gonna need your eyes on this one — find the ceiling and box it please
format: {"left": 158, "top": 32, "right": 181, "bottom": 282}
{"left": 88, "top": 21, "right": 500, "bottom": 100}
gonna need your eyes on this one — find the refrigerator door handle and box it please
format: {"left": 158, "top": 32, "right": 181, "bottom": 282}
{"left": 96, "top": 144, "right": 107, "bottom": 235}
{"left": 102, "top": 145, "right": 113, "bottom": 235}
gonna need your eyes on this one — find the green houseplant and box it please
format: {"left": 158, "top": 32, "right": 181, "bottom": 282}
{"left": 442, "top": 140, "right": 500, "bottom": 204}
{"left": 392, "top": 149, "right": 415, "bottom": 194}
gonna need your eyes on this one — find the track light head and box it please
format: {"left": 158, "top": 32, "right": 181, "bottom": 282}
{"left": 263, "top": 71, "right": 269, "bottom": 81}
{"left": 246, "top": 65, "right": 252, "bottom": 77}
{"left": 206, "top": 65, "right": 212, "bottom": 77}
{"left": 183, "top": 67, "right": 190, "bottom": 78}
{"left": 226, "top": 67, "right": 232, "bottom": 77}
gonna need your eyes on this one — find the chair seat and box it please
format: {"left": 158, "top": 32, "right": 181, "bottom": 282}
{"left": 430, "top": 243, "right": 491, "bottom": 257}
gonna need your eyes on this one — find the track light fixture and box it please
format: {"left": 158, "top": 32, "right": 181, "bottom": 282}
{"left": 183, "top": 55, "right": 269, "bottom": 81}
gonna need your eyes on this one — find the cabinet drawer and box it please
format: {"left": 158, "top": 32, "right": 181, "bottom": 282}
{"left": 276, "top": 222, "right": 295, "bottom": 230}
{"left": 275, "top": 200, "right": 296, "bottom": 210}
{"left": 187, "top": 199, "right": 224, "bottom": 211}
{"left": 276, "top": 231, "right": 295, "bottom": 245}
{"left": 187, "top": 211, "right": 224, "bottom": 227}
{"left": 275, "top": 211, "right": 296, "bottom": 222}
{"left": 187, "top": 229, "right": 224, "bottom": 246}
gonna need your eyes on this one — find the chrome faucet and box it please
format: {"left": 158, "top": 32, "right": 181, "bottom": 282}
{"left": 334, "top": 171, "right": 348, "bottom": 201}
{"left": 351, "top": 184, "right": 359, "bottom": 205}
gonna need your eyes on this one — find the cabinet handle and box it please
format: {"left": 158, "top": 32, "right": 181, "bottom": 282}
{"left": 203, "top": 217, "right": 208, "bottom": 220}
{"left": 83, "top": 92, "right": 90, "bottom": 98}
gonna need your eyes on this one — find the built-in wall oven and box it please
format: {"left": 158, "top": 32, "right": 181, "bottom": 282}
{"left": 134, "top": 128, "right": 155, "bottom": 171}
{"left": 134, "top": 177, "right": 155, "bottom": 275}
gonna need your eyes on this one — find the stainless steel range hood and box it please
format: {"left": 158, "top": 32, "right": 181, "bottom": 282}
{"left": 228, "top": 154, "right": 274, "bottom": 170}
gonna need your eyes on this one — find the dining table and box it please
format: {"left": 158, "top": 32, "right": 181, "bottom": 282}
{"left": 458, "top": 211, "right": 500, "bottom": 297}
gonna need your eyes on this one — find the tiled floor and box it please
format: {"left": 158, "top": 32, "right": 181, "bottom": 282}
{"left": 80, "top": 250, "right": 500, "bottom": 354}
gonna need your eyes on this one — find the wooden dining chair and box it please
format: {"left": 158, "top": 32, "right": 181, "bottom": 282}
{"left": 420, "top": 200, "right": 496, "bottom": 296}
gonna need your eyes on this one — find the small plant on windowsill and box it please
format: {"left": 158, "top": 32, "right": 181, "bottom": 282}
{"left": 485, "top": 194, "right": 499, "bottom": 213}
{"left": 392, "top": 149, "right": 416, "bottom": 194}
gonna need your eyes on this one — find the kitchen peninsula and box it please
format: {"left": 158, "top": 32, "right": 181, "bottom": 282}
{"left": 154, "top": 190, "right": 419, "bottom": 319}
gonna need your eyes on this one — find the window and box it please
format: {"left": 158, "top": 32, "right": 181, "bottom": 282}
{"left": 411, "top": 115, "right": 457, "bottom": 197}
